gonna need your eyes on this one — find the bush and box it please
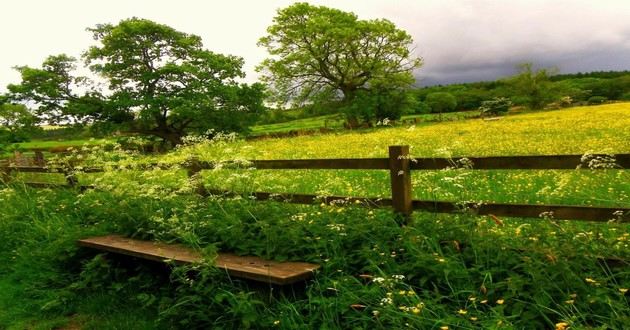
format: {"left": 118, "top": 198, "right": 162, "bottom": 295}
{"left": 342, "top": 88, "right": 416, "bottom": 126}
{"left": 587, "top": 96, "right": 608, "bottom": 105}
{"left": 621, "top": 92, "right": 630, "bottom": 101}
{"left": 414, "top": 101, "right": 431, "bottom": 114}
{"left": 425, "top": 92, "right": 457, "bottom": 118}
{"left": 479, "top": 97, "right": 512, "bottom": 116}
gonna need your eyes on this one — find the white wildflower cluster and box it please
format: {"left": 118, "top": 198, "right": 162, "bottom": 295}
{"left": 579, "top": 152, "right": 618, "bottom": 169}
{"left": 376, "top": 118, "right": 392, "bottom": 126}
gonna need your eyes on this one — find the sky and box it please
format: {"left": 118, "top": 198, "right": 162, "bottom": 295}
{"left": 1, "top": 0, "right": 629, "bottom": 93}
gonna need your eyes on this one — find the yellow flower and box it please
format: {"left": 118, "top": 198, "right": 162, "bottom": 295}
{"left": 457, "top": 309, "right": 467, "bottom": 315}
{"left": 585, "top": 278, "right": 597, "bottom": 284}
{"left": 619, "top": 288, "right": 628, "bottom": 294}
{"left": 480, "top": 300, "right": 488, "bottom": 304}
{"left": 470, "top": 317, "right": 478, "bottom": 321}
{"left": 565, "top": 300, "right": 574, "bottom": 304}
{"left": 411, "top": 307, "right": 421, "bottom": 314}
{"left": 440, "top": 326, "right": 449, "bottom": 330}
{"left": 496, "top": 299, "right": 504, "bottom": 305}
{"left": 273, "top": 320, "right": 280, "bottom": 326}
{"left": 555, "top": 322, "right": 569, "bottom": 330}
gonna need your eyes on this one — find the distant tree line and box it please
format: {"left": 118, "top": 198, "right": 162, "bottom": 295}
{"left": 411, "top": 64, "right": 630, "bottom": 116}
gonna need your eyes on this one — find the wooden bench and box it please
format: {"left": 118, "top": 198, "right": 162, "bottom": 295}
{"left": 78, "top": 235, "right": 320, "bottom": 285}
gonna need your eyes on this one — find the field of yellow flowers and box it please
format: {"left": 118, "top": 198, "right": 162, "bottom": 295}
{"left": 0, "top": 103, "right": 629, "bottom": 329}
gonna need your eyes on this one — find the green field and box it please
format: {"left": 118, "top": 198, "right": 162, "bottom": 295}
{"left": 1, "top": 103, "right": 629, "bottom": 329}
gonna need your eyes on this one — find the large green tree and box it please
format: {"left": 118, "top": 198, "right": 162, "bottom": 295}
{"left": 257, "top": 2, "right": 422, "bottom": 117}
{"left": 84, "top": 18, "right": 265, "bottom": 145}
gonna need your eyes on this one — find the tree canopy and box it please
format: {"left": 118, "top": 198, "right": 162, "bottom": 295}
{"left": 257, "top": 2, "right": 422, "bottom": 110}
{"left": 7, "top": 18, "right": 265, "bottom": 146}
{"left": 8, "top": 54, "right": 106, "bottom": 124}
{"left": 83, "top": 18, "right": 265, "bottom": 145}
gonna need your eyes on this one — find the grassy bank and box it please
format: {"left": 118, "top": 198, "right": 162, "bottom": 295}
{"left": 1, "top": 103, "right": 629, "bottom": 328}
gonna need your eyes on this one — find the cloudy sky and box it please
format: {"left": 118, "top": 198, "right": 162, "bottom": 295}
{"left": 1, "top": 0, "right": 629, "bottom": 92}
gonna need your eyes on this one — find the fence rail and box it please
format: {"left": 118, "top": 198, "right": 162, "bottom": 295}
{"left": 2, "top": 146, "right": 629, "bottom": 223}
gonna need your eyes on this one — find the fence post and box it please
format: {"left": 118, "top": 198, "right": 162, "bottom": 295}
{"left": 0, "top": 166, "right": 11, "bottom": 184}
{"left": 34, "top": 151, "right": 45, "bottom": 167}
{"left": 14, "top": 151, "right": 25, "bottom": 166}
{"left": 388, "top": 145, "right": 413, "bottom": 224}
{"left": 65, "top": 170, "right": 78, "bottom": 187}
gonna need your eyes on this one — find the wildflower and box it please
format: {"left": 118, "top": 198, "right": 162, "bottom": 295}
{"left": 496, "top": 299, "right": 504, "bottom": 305}
{"left": 585, "top": 278, "right": 597, "bottom": 284}
{"left": 470, "top": 317, "right": 478, "bottom": 321}
{"left": 480, "top": 300, "right": 488, "bottom": 304}
{"left": 372, "top": 277, "right": 385, "bottom": 283}
{"left": 273, "top": 320, "right": 280, "bottom": 326}
{"left": 619, "top": 288, "right": 628, "bottom": 294}
{"left": 440, "top": 326, "right": 449, "bottom": 330}
{"left": 555, "top": 322, "right": 569, "bottom": 330}
{"left": 468, "top": 297, "right": 476, "bottom": 302}
{"left": 565, "top": 300, "right": 574, "bottom": 304}
{"left": 458, "top": 309, "right": 467, "bottom": 315}
{"left": 380, "top": 297, "right": 393, "bottom": 305}
{"left": 411, "top": 307, "right": 421, "bottom": 314}
{"left": 372, "top": 310, "right": 380, "bottom": 316}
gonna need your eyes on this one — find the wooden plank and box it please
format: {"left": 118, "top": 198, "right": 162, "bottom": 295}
{"left": 77, "top": 235, "right": 320, "bottom": 285}
{"left": 411, "top": 200, "right": 629, "bottom": 222}
{"left": 411, "top": 154, "right": 630, "bottom": 170}
{"left": 204, "top": 189, "right": 392, "bottom": 207}
{"left": 206, "top": 189, "right": 628, "bottom": 222}
{"left": 389, "top": 146, "right": 413, "bottom": 222}
{"left": 0, "top": 166, "right": 104, "bottom": 173}
{"left": 197, "top": 159, "right": 389, "bottom": 170}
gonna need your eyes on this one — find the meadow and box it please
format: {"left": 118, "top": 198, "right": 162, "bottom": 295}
{"left": 0, "top": 103, "right": 629, "bottom": 329}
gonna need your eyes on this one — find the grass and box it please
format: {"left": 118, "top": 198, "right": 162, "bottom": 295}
{"left": 14, "top": 138, "right": 110, "bottom": 150}
{"left": 249, "top": 110, "right": 481, "bottom": 135}
{"left": 250, "top": 114, "right": 345, "bottom": 135}
{"left": 1, "top": 103, "right": 629, "bottom": 328}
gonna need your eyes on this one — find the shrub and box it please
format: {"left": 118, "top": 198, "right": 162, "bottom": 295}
{"left": 621, "top": 92, "right": 630, "bottom": 101}
{"left": 587, "top": 96, "right": 608, "bottom": 105}
{"left": 424, "top": 92, "right": 457, "bottom": 119}
{"left": 478, "top": 97, "right": 512, "bottom": 116}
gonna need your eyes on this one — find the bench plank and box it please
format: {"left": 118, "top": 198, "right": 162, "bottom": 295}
{"left": 77, "top": 235, "right": 319, "bottom": 285}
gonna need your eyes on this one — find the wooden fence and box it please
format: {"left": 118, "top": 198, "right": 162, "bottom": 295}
{"left": 1, "top": 145, "right": 629, "bottom": 223}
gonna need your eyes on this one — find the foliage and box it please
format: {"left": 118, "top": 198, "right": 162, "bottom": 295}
{"left": 257, "top": 2, "right": 422, "bottom": 113}
{"left": 0, "top": 103, "right": 39, "bottom": 143}
{"left": 507, "top": 63, "right": 559, "bottom": 109}
{"left": 340, "top": 87, "right": 417, "bottom": 125}
{"left": 424, "top": 92, "right": 457, "bottom": 119}
{"left": 587, "top": 96, "right": 608, "bottom": 105}
{"left": 478, "top": 97, "right": 512, "bottom": 116}
{"left": 7, "top": 54, "right": 107, "bottom": 124}
{"left": 84, "top": 18, "right": 266, "bottom": 146}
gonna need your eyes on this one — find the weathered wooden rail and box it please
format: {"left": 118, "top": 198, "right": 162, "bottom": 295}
{"left": 2, "top": 146, "right": 629, "bottom": 223}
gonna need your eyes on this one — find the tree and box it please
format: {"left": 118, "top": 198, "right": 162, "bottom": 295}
{"left": 0, "top": 103, "right": 39, "bottom": 143}
{"left": 425, "top": 92, "right": 457, "bottom": 120}
{"left": 83, "top": 18, "right": 265, "bottom": 146}
{"left": 257, "top": 3, "right": 422, "bottom": 122}
{"left": 8, "top": 54, "right": 107, "bottom": 124}
{"left": 509, "top": 63, "right": 559, "bottom": 109}
{"left": 341, "top": 87, "right": 416, "bottom": 124}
